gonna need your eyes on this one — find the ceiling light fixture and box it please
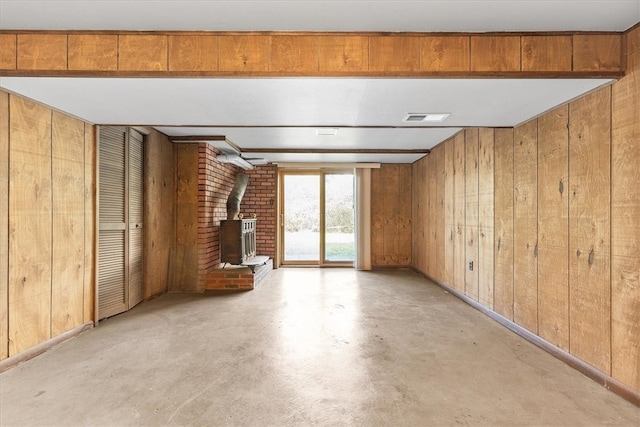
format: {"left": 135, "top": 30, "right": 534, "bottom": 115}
{"left": 316, "top": 128, "right": 339, "bottom": 136}
{"left": 403, "top": 113, "right": 450, "bottom": 123}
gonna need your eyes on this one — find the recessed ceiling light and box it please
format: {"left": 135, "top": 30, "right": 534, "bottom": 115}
{"left": 403, "top": 113, "right": 450, "bottom": 123}
{"left": 316, "top": 128, "right": 339, "bottom": 136}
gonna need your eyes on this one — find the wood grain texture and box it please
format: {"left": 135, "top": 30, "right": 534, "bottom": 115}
{"left": 435, "top": 145, "right": 445, "bottom": 282}
{"left": 118, "top": 35, "right": 168, "bottom": 71}
{"left": 144, "top": 130, "right": 175, "bottom": 299}
{"left": 369, "top": 36, "right": 420, "bottom": 72}
{"left": 411, "top": 157, "right": 421, "bottom": 269}
{"left": 168, "top": 35, "right": 218, "bottom": 72}
{"left": 83, "top": 124, "right": 95, "bottom": 324}
{"left": 568, "top": 88, "right": 611, "bottom": 374}
{"left": 611, "top": 37, "right": 640, "bottom": 391}
{"left": 421, "top": 36, "right": 469, "bottom": 71}
{"left": 521, "top": 36, "right": 572, "bottom": 72}
{"left": 383, "top": 165, "right": 401, "bottom": 265}
{"left": 17, "top": 34, "right": 67, "bottom": 70}
{"left": 270, "top": 35, "right": 318, "bottom": 73}
{"left": 573, "top": 34, "right": 622, "bottom": 72}
{"left": 537, "top": 106, "right": 570, "bottom": 351}
{"left": 0, "top": 91, "right": 8, "bottom": 359}
{"left": 478, "top": 128, "right": 495, "bottom": 309}
{"left": 0, "top": 34, "right": 17, "bottom": 70}
{"left": 443, "top": 137, "right": 456, "bottom": 287}
{"left": 8, "top": 95, "right": 52, "bottom": 355}
{"left": 68, "top": 34, "right": 117, "bottom": 71}
{"left": 219, "top": 35, "right": 269, "bottom": 72}
{"left": 318, "top": 35, "right": 368, "bottom": 73}
{"left": 493, "top": 128, "right": 514, "bottom": 320}
{"left": 453, "top": 132, "right": 466, "bottom": 292}
{"left": 398, "top": 164, "right": 412, "bottom": 266}
{"left": 371, "top": 166, "right": 385, "bottom": 266}
{"left": 513, "top": 120, "right": 539, "bottom": 333}
{"left": 51, "top": 111, "right": 85, "bottom": 336}
{"left": 470, "top": 36, "right": 521, "bottom": 72}
{"left": 464, "top": 129, "right": 479, "bottom": 301}
{"left": 427, "top": 153, "right": 436, "bottom": 276}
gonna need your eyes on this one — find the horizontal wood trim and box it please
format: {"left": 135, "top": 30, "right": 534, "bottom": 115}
{"left": 242, "top": 148, "right": 430, "bottom": 154}
{"left": 0, "top": 31, "right": 626, "bottom": 77}
{"left": 413, "top": 267, "right": 640, "bottom": 408}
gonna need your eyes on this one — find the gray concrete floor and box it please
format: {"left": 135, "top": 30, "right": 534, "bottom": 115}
{"left": 1, "top": 269, "right": 639, "bottom": 426}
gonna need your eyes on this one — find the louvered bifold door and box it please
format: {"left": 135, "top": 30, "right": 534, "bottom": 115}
{"left": 98, "top": 126, "right": 128, "bottom": 319}
{"left": 128, "top": 129, "right": 144, "bottom": 308}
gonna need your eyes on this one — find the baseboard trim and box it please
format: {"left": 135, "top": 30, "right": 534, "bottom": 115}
{"left": 0, "top": 322, "right": 94, "bottom": 373}
{"left": 412, "top": 268, "right": 640, "bottom": 408}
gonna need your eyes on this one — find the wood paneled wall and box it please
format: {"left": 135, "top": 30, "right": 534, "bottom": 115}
{"left": 412, "top": 25, "right": 640, "bottom": 394}
{"left": 372, "top": 164, "right": 412, "bottom": 267}
{"left": 0, "top": 90, "right": 95, "bottom": 359}
{"left": 0, "top": 31, "right": 623, "bottom": 77}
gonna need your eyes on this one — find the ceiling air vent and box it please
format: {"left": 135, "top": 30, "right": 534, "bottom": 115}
{"left": 403, "top": 113, "right": 450, "bottom": 123}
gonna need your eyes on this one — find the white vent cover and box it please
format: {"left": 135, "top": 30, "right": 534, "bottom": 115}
{"left": 403, "top": 113, "right": 450, "bottom": 123}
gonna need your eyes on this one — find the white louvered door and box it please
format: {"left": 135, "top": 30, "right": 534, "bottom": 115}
{"left": 98, "top": 127, "right": 144, "bottom": 319}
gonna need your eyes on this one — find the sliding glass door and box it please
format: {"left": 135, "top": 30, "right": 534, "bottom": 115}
{"left": 281, "top": 171, "right": 355, "bottom": 266}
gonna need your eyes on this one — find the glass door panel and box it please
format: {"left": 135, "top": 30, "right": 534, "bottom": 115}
{"left": 324, "top": 174, "right": 355, "bottom": 263}
{"left": 283, "top": 174, "right": 320, "bottom": 262}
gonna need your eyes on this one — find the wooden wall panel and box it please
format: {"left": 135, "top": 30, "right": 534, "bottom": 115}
{"left": 464, "top": 130, "right": 479, "bottom": 301}
{"left": 494, "top": 129, "right": 514, "bottom": 320}
{"left": 319, "top": 35, "right": 368, "bottom": 73}
{"left": 168, "top": 35, "right": 218, "bottom": 72}
{"left": 521, "top": 36, "right": 572, "bottom": 72}
{"left": 51, "top": 111, "right": 85, "bottom": 336}
{"left": 411, "top": 157, "right": 421, "bottom": 269}
{"left": 443, "top": 138, "right": 455, "bottom": 286}
{"left": 119, "top": 35, "right": 168, "bottom": 71}
{"left": 421, "top": 36, "right": 469, "bottom": 71}
{"left": 270, "top": 35, "right": 318, "bottom": 73}
{"left": 68, "top": 34, "right": 117, "bottom": 71}
{"left": 453, "top": 133, "right": 466, "bottom": 292}
{"left": 0, "top": 91, "right": 8, "bottom": 359}
{"left": 8, "top": 96, "right": 52, "bottom": 355}
{"left": 537, "top": 106, "right": 570, "bottom": 350}
{"left": 383, "top": 165, "right": 401, "bottom": 265}
{"left": 573, "top": 34, "right": 622, "bottom": 72}
{"left": 470, "top": 36, "right": 521, "bottom": 72}
{"left": 371, "top": 166, "right": 385, "bottom": 266}
{"left": 568, "top": 88, "right": 611, "bottom": 374}
{"left": 219, "top": 35, "right": 269, "bottom": 72}
{"left": 435, "top": 146, "right": 445, "bottom": 282}
{"left": 0, "top": 34, "right": 17, "bottom": 70}
{"left": 83, "top": 124, "right": 95, "bottom": 323}
{"left": 17, "top": 34, "right": 67, "bottom": 70}
{"left": 513, "top": 120, "right": 538, "bottom": 333}
{"left": 611, "top": 33, "right": 640, "bottom": 391}
{"left": 478, "top": 128, "right": 495, "bottom": 309}
{"left": 427, "top": 153, "right": 436, "bottom": 276}
{"left": 398, "top": 164, "right": 412, "bottom": 266}
{"left": 369, "top": 36, "right": 420, "bottom": 72}
{"left": 419, "top": 158, "right": 428, "bottom": 273}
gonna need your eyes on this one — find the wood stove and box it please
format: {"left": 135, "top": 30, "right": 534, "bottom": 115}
{"left": 220, "top": 218, "right": 256, "bottom": 265}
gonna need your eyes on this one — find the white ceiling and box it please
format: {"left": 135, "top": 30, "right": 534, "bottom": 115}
{"left": 0, "top": 1, "right": 637, "bottom": 164}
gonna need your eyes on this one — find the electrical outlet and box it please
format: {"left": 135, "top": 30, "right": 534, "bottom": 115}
{"left": 468, "top": 261, "right": 474, "bottom": 271}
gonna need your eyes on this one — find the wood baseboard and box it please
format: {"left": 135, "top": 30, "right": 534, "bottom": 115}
{"left": 412, "top": 268, "right": 640, "bottom": 408}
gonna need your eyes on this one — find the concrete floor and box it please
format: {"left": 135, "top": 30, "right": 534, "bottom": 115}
{"left": 1, "top": 269, "right": 638, "bottom": 426}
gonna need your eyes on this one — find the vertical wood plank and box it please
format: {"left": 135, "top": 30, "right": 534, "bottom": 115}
{"left": 573, "top": 34, "right": 622, "bottom": 72}
{"left": 383, "top": 165, "right": 401, "bottom": 265}
{"left": 427, "top": 153, "right": 436, "bottom": 276}
{"left": 370, "top": 166, "right": 385, "bottom": 266}
{"left": 521, "top": 36, "right": 572, "bottom": 72}
{"left": 8, "top": 95, "right": 52, "bottom": 355}
{"left": 470, "top": 36, "right": 521, "bottom": 72}
{"left": 444, "top": 138, "right": 455, "bottom": 287}
{"left": 453, "top": 132, "right": 466, "bottom": 292}
{"left": 83, "top": 124, "right": 95, "bottom": 324}
{"left": 398, "top": 164, "right": 412, "bottom": 266}
{"left": 0, "top": 91, "right": 9, "bottom": 359}
{"left": 68, "top": 34, "right": 118, "bottom": 71}
{"left": 465, "top": 129, "right": 479, "bottom": 301}
{"left": 318, "top": 35, "right": 369, "bottom": 73}
{"left": 0, "top": 34, "right": 17, "bottom": 70}
{"left": 513, "top": 119, "right": 539, "bottom": 333}
{"left": 435, "top": 146, "right": 445, "bottom": 282}
{"left": 419, "top": 157, "right": 428, "bottom": 273}
{"left": 411, "top": 158, "right": 420, "bottom": 269}
{"left": 478, "top": 128, "right": 495, "bottom": 309}
{"left": 494, "top": 128, "right": 514, "bottom": 320}
{"left": 421, "top": 36, "right": 470, "bottom": 71}
{"left": 270, "top": 35, "right": 318, "bottom": 73}
{"left": 51, "top": 111, "right": 85, "bottom": 336}
{"left": 17, "top": 34, "right": 67, "bottom": 71}
{"left": 369, "top": 36, "right": 420, "bottom": 72}
{"left": 118, "top": 35, "right": 168, "bottom": 71}
{"left": 568, "top": 88, "right": 611, "bottom": 374}
{"left": 611, "top": 36, "right": 640, "bottom": 390}
{"left": 537, "top": 106, "right": 570, "bottom": 351}
{"left": 168, "top": 35, "right": 218, "bottom": 72}
{"left": 219, "top": 35, "right": 269, "bottom": 72}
